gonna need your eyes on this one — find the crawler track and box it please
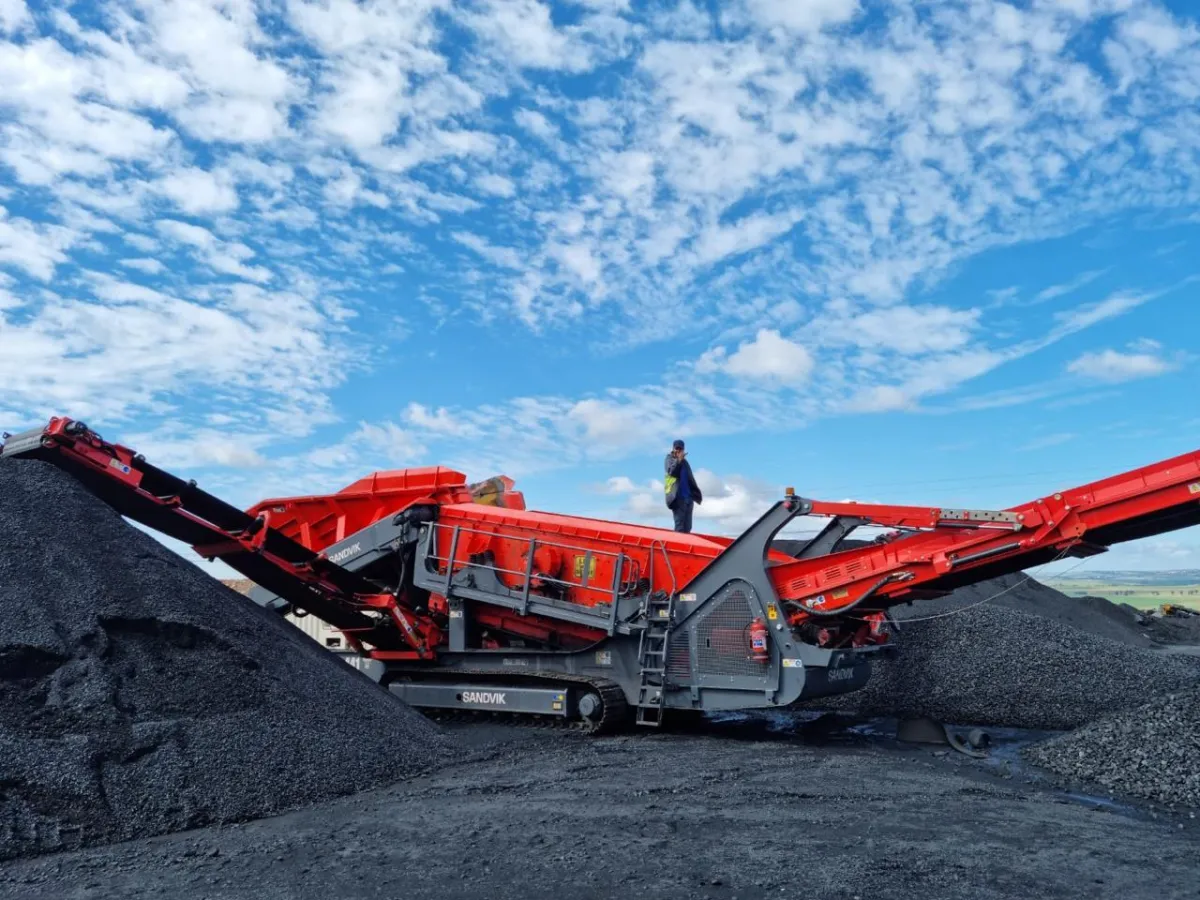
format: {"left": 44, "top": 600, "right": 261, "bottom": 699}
{"left": 383, "top": 669, "right": 631, "bottom": 735}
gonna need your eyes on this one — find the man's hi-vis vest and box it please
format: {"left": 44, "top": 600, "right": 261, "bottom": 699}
{"left": 664, "top": 454, "right": 682, "bottom": 508}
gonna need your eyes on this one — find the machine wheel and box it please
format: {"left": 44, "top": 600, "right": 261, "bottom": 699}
{"left": 578, "top": 691, "right": 603, "bottom": 724}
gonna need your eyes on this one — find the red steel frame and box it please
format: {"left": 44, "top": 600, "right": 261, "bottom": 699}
{"left": 7, "top": 416, "right": 1200, "bottom": 658}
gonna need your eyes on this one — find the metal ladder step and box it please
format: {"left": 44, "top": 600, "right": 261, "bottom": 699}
{"left": 635, "top": 592, "right": 676, "bottom": 727}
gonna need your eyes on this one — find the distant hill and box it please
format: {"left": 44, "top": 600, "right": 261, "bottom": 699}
{"left": 1043, "top": 570, "right": 1200, "bottom": 586}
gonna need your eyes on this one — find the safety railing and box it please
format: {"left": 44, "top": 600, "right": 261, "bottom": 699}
{"left": 422, "top": 522, "right": 644, "bottom": 630}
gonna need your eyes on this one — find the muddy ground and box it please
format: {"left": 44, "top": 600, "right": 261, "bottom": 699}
{"left": 3, "top": 714, "right": 1198, "bottom": 900}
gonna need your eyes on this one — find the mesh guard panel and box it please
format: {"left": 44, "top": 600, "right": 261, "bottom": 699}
{"left": 667, "top": 631, "right": 691, "bottom": 683}
{"left": 695, "top": 581, "right": 761, "bottom": 677}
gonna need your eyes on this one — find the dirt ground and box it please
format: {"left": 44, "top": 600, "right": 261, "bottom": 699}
{"left": 3, "top": 714, "right": 1198, "bottom": 900}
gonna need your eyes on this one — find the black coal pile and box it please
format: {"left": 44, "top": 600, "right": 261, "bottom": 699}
{"left": 0, "top": 459, "right": 449, "bottom": 862}
{"left": 892, "top": 574, "right": 1151, "bottom": 646}
{"left": 1138, "top": 610, "right": 1200, "bottom": 646}
{"left": 1023, "top": 686, "right": 1200, "bottom": 808}
{"left": 813, "top": 603, "right": 1200, "bottom": 730}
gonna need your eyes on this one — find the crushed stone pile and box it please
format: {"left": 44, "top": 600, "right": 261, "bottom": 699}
{"left": 1023, "top": 686, "right": 1200, "bottom": 809}
{"left": 0, "top": 459, "right": 449, "bottom": 863}
{"left": 812, "top": 604, "right": 1200, "bottom": 730}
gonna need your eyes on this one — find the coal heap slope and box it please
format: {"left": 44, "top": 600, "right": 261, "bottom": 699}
{"left": 0, "top": 459, "right": 448, "bottom": 862}
{"left": 890, "top": 573, "right": 1151, "bottom": 646}
{"left": 814, "top": 604, "right": 1200, "bottom": 731}
{"left": 1023, "top": 685, "right": 1200, "bottom": 809}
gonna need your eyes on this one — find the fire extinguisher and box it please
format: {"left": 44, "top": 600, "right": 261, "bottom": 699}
{"left": 748, "top": 617, "right": 769, "bottom": 662}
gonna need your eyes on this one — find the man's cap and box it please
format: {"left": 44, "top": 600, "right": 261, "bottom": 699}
{"left": 672, "top": 439, "right": 685, "bottom": 450}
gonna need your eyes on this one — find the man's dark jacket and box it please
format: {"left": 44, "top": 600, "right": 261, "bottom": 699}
{"left": 663, "top": 453, "right": 703, "bottom": 509}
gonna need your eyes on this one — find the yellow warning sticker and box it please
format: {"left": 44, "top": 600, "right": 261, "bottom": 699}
{"left": 1190, "top": 483, "right": 1200, "bottom": 495}
{"left": 766, "top": 605, "right": 778, "bottom": 620}
{"left": 832, "top": 589, "right": 850, "bottom": 600}
{"left": 573, "top": 555, "right": 597, "bottom": 581}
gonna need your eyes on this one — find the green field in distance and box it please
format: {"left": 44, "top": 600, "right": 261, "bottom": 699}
{"left": 1041, "top": 579, "right": 1200, "bottom": 610}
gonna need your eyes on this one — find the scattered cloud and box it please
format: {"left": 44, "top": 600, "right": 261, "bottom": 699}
{"left": 1067, "top": 342, "right": 1181, "bottom": 382}
{"left": 1052, "top": 292, "right": 1159, "bottom": 335}
{"left": 744, "top": 0, "right": 862, "bottom": 34}
{"left": 306, "top": 421, "right": 427, "bottom": 470}
{"left": 119, "top": 257, "right": 166, "bottom": 275}
{"left": 156, "top": 167, "right": 239, "bottom": 215}
{"left": 697, "top": 329, "right": 815, "bottom": 385}
{"left": 0, "top": 0, "right": 30, "bottom": 34}
{"left": 818, "top": 305, "right": 982, "bottom": 355}
{"left": 1032, "top": 269, "right": 1109, "bottom": 304}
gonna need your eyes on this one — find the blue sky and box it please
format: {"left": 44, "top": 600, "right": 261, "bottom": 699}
{"left": 1, "top": 0, "right": 1199, "bottom": 577}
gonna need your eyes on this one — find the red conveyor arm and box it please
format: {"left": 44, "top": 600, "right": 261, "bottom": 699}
{"left": 0, "top": 417, "right": 412, "bottom": 649}
{"left": 769, "top": 447, "right": 1200, "bottom": 620}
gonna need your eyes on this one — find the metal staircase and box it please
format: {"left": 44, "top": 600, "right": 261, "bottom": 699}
{"left": 634, "top": 591, "right": 675, "bottom": 727}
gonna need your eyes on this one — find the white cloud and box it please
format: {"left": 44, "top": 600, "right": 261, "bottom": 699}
{"left": 0, "top": 207, "right": 78, "bottom": 280}
{"left": 1067, "top": 347, "right": 1177, "bottom": 382}
{"left": 1033, "top": 268, "right": 1108, "bottom": 303}
{"left": 138, "top": 0, "right": 299, "bottom": 143}
{"left": 119, "top": 257, "right": 166, "bottom": 275}
{"left": 0, "top": 0, "right": 30, "bottom": 34}
{"left": 306, "top": 421, "right": 426, "bottom": 469}
{"left": 842, "top": 384, "right": 914, "bottom": 413}
{"left": 404, "top": 402, "right": 479, "bottom": 437}
{"left": 514, "top": 107, "right": 557, "bottom": 140}
{"left": 0, "top": 276, "right": 350, "bottom": 431}
{"left": 692, "top": 212, "right": 799, "bottom": 267}
{"left": 1119, "top": 6, "right": 1195, "bottom": 56}
{"left": 821, "top": 305, "right": 982, "bottom": 355}
{"left": 698, "top": 329, "right": 814, "bottom": 385}
{"left": 466, "top": 0, "right": 593, "bottom": 72}
{"left": 744, "top": 0, "right": 861, "bottom": 34}
{"left": 568, "top": 397, "right": 665, "bottom": 447}
{"left": 476, "top": 173, "right": 516, "bottom": 197}
{"left": 125, "top": 428, "right": 270, "bottom": 469}
{"left": 553, "top": 241, "right": 602, "bottom": 283}
{"left": 155, "top": 218, "right": 272, "bottom": 282}
{"left": 313, "top": 55, "right": 412, "bottom": 150}
{"left": 156, "top": 167, "right": 240, "bottom": 215}
{"left": 453, "top": 231, "right": 523, "bottom": 269}
{"left": 157, "top": 218, "right": 215, "bottom": 248}
{"left": 1053, "top": 293, "right": 1157, "bottom": 334}
{"left": 603, "top": 475, "right": 641, "bottom": 494}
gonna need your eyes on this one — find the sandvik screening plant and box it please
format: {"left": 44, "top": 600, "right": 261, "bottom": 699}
{"left": 4, "top": 417, "right": 1199, "bottom": 733}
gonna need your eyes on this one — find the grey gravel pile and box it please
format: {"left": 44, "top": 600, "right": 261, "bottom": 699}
{"left": 814, "top": 605, "right": 1200, "bottom": 730}
{"left": 1023, "top": 686, "right": 1200, "bottom": 808}
{"left": 0, "top": 459, "right": 448, "bottom": 862}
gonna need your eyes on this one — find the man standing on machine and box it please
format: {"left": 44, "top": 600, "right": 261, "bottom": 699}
{"left": 663, "top": 439, "right": 703, "bottom": 533}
